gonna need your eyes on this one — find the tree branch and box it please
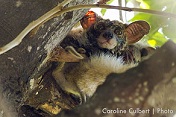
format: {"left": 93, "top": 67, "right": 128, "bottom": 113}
{"left": 61, "top": 4, "right": 176, "bottom": 18}
{"left": 0, "top": 0, "right": 95, "bottom": 116}
{"left": 0, "top": 0, "right": 73, "bottom": 55}
{"left": 0, "top": 3, "right": 175, "bottom": 55}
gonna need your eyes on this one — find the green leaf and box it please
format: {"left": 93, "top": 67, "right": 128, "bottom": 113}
{"left": 148, "top": 32, "right": 167, "bottom": 46}
{"left": 107, "top": 0, "right": 114, "bottom": 4}
{"left": 162, "top": 18, "right": 176, "bottom": 39}
{"left": 101, "top": 8, "right": 106, "bottom": 16}
{"left": 129, "top": 13, "right": 152, "bottom": 22}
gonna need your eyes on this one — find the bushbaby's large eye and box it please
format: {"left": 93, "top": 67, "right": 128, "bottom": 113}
{"left": 114, "top": 26, "right": 123, "bottom": 35}
{"left": 95, "top": 22, "right": 105, "bottom": 30}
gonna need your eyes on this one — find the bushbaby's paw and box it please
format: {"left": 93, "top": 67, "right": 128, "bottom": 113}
{"left": 49, "top": 46, "right": 86, "bottom": 62}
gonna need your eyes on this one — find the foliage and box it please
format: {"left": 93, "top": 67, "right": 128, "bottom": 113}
{"left": 129, "top": 0, "right": 176, "bottom": 47}
{"left": 101, "top": 0, "right": 176, "bottom": 47}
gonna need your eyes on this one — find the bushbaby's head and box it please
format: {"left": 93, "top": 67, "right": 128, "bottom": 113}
{"left": 86, "top": 19, "right": 126, "bottom": 49}
{"left": 80, "top": 11, "right": 150, "bottom": 50}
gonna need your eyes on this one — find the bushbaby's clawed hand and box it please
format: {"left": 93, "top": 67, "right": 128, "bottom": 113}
{"left": 49, "top": 46, "right": 86, "bottom": 62}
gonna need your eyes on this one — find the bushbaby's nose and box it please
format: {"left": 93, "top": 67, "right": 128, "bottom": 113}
{"left": 103, "top": 31, "right": 113, "bottom": 39}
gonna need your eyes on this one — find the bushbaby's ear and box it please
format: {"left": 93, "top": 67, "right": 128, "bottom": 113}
{"left": 124, "top": 21, "right": 150, "bottom": 44}
{"left": 80, "top": 11, "right": 102, "bottom": 29}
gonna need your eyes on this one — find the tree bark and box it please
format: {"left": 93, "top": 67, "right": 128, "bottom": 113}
{"left": 0, "top": 0, "right": 96, "bottom": 117}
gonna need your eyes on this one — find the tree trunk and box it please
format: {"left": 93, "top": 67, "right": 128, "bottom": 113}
{"left": 0, "top": 0, "right": 96, "bottom": 117}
